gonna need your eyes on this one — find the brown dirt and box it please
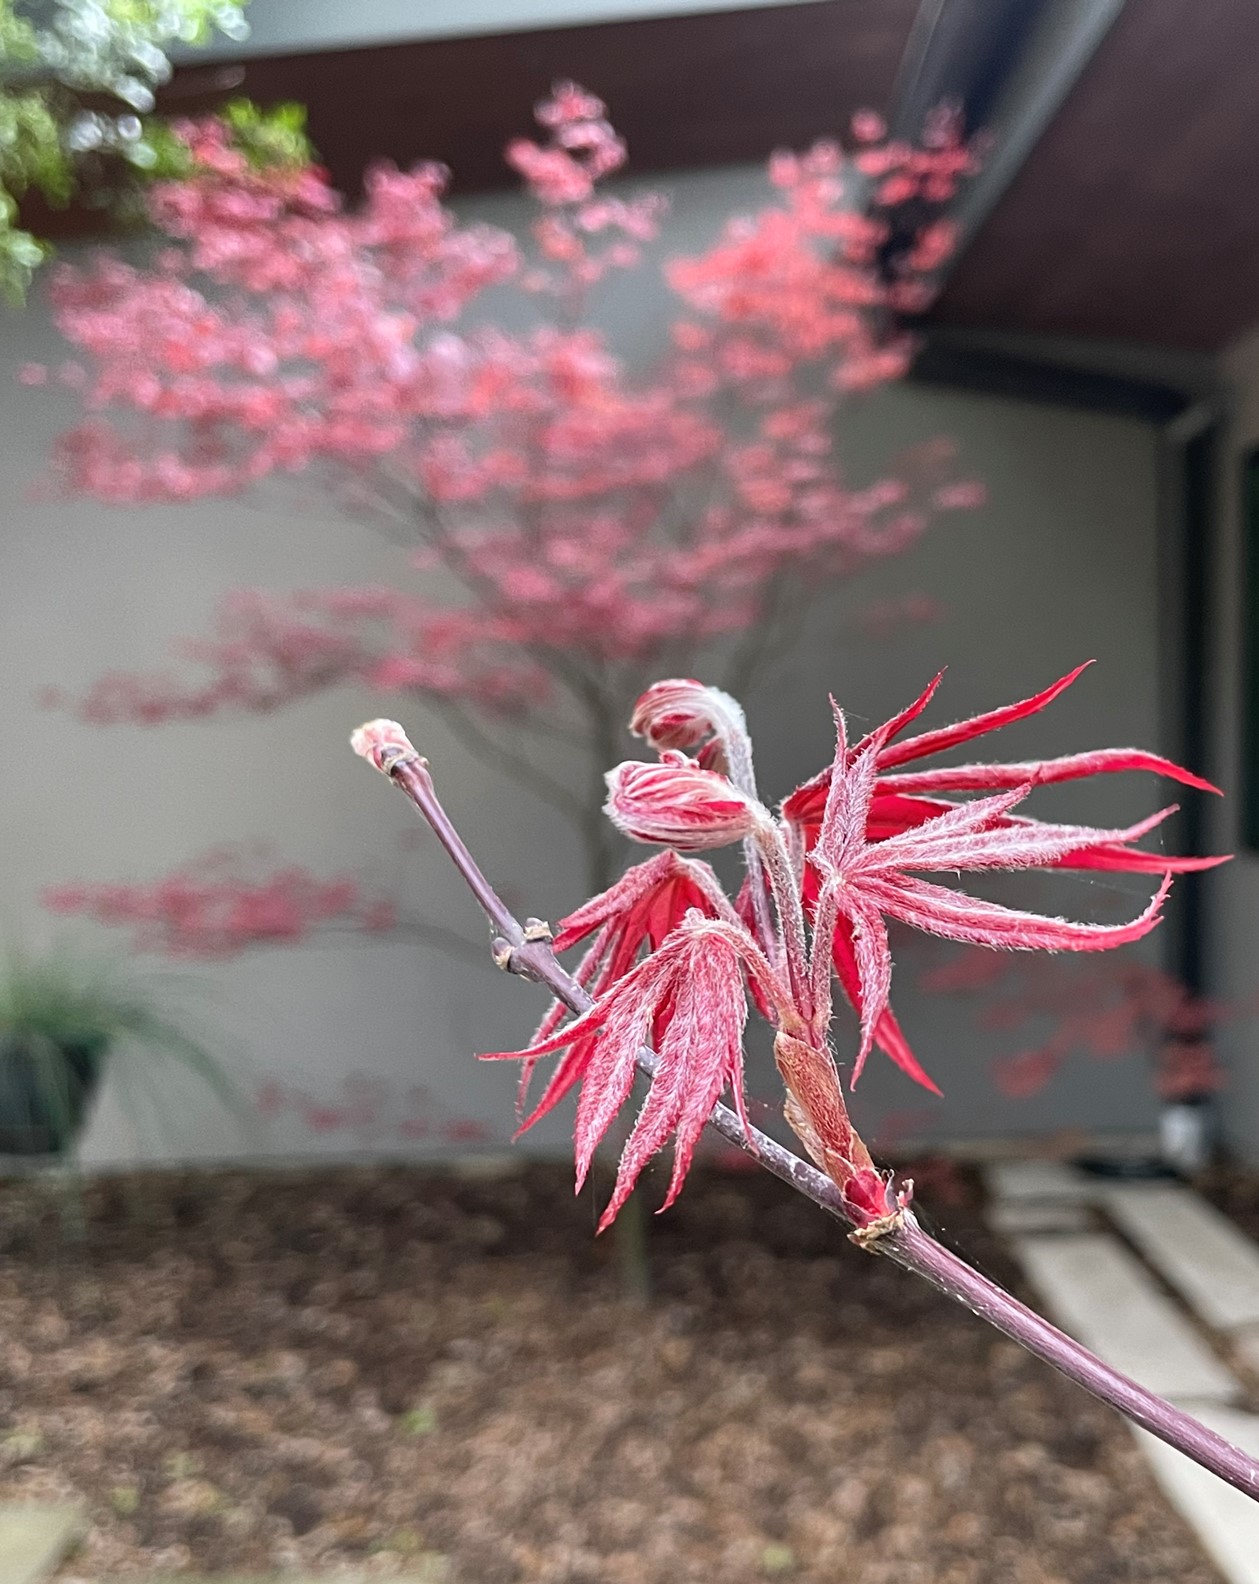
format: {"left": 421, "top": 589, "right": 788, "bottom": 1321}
{"left": 1202, "top": 1165, "right": 1259, "bottom": 1242}
{"left": 0, "top": 1159, "right": 1224, "bottom": 1584}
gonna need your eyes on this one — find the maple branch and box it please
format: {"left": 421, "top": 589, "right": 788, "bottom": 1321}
{"left": 384, "top": 915, "right": 489, "bottom": 967}
{"left": 723, "top": 567, "right": 799, "bottom": 699}
{"left": 425, "top": 696, "right": 586, "bottom": 819}
{"left": 357, "top": 739, "right": 1259, "bottom": 1504}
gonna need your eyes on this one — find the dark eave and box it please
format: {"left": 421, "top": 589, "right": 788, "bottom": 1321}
{"left": 933, "top": 0, "right": 1259, "bottom": 351}
{"left": 162, "top": 0, "right": 918, "bottom": 198}
{"left": 29, "top": 0, "right": 1259, "bottom": 351}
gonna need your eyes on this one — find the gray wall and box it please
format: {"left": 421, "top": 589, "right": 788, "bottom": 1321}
{"left": 1207, "top": 327, "right": 1259, "bottom": 1164}
{"left": 0, "top": 164, "right": 1172, "bottom": 1169}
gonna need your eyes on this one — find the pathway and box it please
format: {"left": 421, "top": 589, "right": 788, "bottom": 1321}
{"left": 986, "top": 1161, "right": 1259, "bottom": 1584}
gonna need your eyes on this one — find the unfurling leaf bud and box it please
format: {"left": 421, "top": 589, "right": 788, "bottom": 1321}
{"left": 629, "top": 677, "right": 748, "bottom": 754}
{"left": 605, "top": 751, "right": 768, "bottom": 851}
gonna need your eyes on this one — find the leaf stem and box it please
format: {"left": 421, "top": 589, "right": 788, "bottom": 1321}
{"left": 754, "top": 823, "right": 814, "bottom": 1022}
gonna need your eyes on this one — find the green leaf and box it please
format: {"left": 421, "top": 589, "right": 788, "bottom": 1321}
{"left": 398, "top": 1404, "right": 439, "bottom": 1437}
{"left": 222, "top": 97, "right": 312, "bottom": 170}
{"left": 0, "top": 948, "right": 243, "bottom": 1146}
{"left": 110, "top": 1485, "right": 141, "bottom": 1516}
{"left": 125, "top": 115, "right": 194, "bottom": 177}
{"left": 0, "top": 5, "right": 40, "bottom": 68}
{"left": 0, "top": 88, "right": 74, "bottom": 201}
{"left": 0, "top": 210, "right": 49, "bottom": 303}
{"left": 0, "top": 0, "right": 256, "bottom": 298}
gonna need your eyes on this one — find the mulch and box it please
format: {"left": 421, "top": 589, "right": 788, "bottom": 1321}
{"left": 1202, "top": 1164, "right": 1259, "bottom": 1244}
{"left": 0, "top": 1158, "right": 1228, "bottom": 1584}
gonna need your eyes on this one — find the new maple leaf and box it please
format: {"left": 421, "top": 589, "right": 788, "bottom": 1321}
{"left": 808, "top": 697, "right": 1175, "bottom": 1084}
{"left": 484, "top": 911, "right": 784, "bottom": 1229}
{"left": 476, "top": 668, "right": 1222, "bottom": 1226}
{"left": 781, "top": 666, "right": 1225, "bottom": 1088}
{"left": 605, "top": 751, "right": 768, "bottom": 850}
{"left": 514, "top": 851, "right": 736, "bottom": 1127}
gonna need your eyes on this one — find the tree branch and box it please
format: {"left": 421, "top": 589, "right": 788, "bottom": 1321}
{"left": 426, "top": 696, "right": 586, "bottom": 819}
{"left": 355, "top": 732, "right": 1259, "bottom": 1503}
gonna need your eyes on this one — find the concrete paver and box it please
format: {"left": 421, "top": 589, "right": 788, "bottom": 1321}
{"left": 1102, "top": 1182, "right": 1259, "bottom": 1332}
{"left": 1012, "top": 1232, "right": 1239, "bottom": 1402}
{"left": 0, "top": 1503, "right": 86, "bottom": 1584}
{"left": 986, "top": 1198, "right": 1092, "bottom": 1235}
{"left": 985, "top": 1160, "right": 1096, "bottom": 1202}
{"left": 1136, "top": 1405, "right": 1259, "bottom": 1584}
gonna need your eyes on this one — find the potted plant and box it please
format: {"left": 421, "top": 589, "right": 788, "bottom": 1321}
{"left": 0, "top": 951, "right": 231, "bottom": 1157}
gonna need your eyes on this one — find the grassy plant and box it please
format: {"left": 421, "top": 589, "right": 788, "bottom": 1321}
{"left": 0, "top": 947, "right": 236, "bottom": 1155}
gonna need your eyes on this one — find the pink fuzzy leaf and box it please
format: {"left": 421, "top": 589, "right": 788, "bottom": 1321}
{"left": 860, "top": 796, "right": 1178, "bottom": 875}
{"left": 829, "top": 915, "right": 941, "bottom": 1094}
{"left": 876, "top": 662, "right": 1094, "bottom": 770}
{"left": 629, "top": 677, "right": 748, "bottom": 755}
{"left": 833, "top": 892, "right": 893, "bottom": 1083}
{"left": 865, "top": 871, "right": 1172, "bottom": 952}
{"left": 796, "top": 675, "right": 1193, "bottom": 1085}
{"left": 1053, "top": 843, "right": 1228, "bottom": 875}
{"left": 599, "top": 928, "right": 751, "bottom": 1229}
{"left": 482, "top": 913, "right": 769, "bottom": 1226}
{"left": 879, "top": 747, "right": 1221, "bottom": 797}
{"left": 513, "top": 852, "right": 741, "bottom": 1126}
{"left": 552, "top": 850, "right": 733, "bottom": 952}
{"left": 852, "top": 669, "right": 943, "bottom": 756}
{"left": 605, "top": 752, "right": 768, "bottom": 851}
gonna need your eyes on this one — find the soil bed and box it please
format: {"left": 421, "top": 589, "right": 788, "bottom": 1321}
{"left": 0, "top": 1160, "right": 1225, "bottom": 1584}
{"left": 1203, "top": 1165, "right": 1259, "bottom": 1244}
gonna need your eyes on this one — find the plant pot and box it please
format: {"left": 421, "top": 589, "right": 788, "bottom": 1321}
{"left": 1158, "top": 1093, "right": 1215, "bottom": 1176}
{"left": 0, "top": 1037, "right": 107, "bottom": 1155}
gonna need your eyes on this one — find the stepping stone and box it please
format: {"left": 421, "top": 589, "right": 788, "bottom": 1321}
{"left": 1232, "top": 1323, "right": 1259, "bottom": 1378}
{"left": 0, "top": 1502, "right": 86, "bottom": 1584}
{"left": 985, "top": 1160, "right": 1096, "bottom": 1203}
{"left": 1135, "top": 1405, "right": 1259, "bottom": 1584}
{"left": 1101, "top": 1183, "right": 1259, "bottom": 1332}
{"left": 987, "top": 1198, "right": 1092, "bottom": 1235}
{"left": 1012, "top": 1233, "right": 1239, "bottom": 1402}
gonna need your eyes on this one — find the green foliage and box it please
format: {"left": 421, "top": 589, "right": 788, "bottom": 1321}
{"left": 0, "top": 6, "right": 39, "bottom": 67}
{"left": 132, "top": 111, "right": 193, "bottom": 176}
{"left": 760, "top": 1544, "right": 797, "bottom": 1575}
{"left": 91, "top": 1, "right": 246, "bottom": 52}
{"left": 398, "top": 1403, "right": 439, "bottom": 1437}
{"left": 109, "top": 1484, "right": 141, "bottom": 1516}
{"left": 0, "top": 185, "right": 48, "bottom": 299}
{"left": 0, "top": 87, "right": 73, "bottom": 200}
{"left": 2, "top": 2, "right": 251, "bottom": 106}
{"left": 0, "top": 83, "right": 68, "bottom": 298}
{"left": 0, "top": 948, "right": 238, "bottom": 1152}
{"left": 0, "top": 0, "right": 254, "bottom": 300}
{"left": 221, "top": 95, "right": 310, "bottom": 169}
